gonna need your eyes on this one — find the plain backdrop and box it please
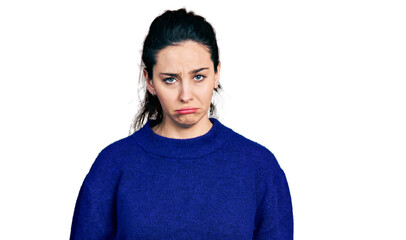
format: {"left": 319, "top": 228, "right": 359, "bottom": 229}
{"left": 1, "top": 0, "right": 405, "bottom": 239}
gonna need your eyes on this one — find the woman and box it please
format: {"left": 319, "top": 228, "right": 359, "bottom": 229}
{"left": 70, "top": 8, "right": 293, "bottom": 240}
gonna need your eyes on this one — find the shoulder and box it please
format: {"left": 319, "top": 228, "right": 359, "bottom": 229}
{"left": 222, "top": 125, "right": 282, "bottom": 171}
{"left": 97, "top": 134, "right": 138, "bottom": 158}
{"left": 81, "top": 135, "right": 137, "bottom": 188}
{"left": 89, "top": 134, "right": 140, "bottom": 172}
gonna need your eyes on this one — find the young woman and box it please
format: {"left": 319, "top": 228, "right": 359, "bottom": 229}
{"left": 70, "top": 8, "right": 293, "bottom": 240}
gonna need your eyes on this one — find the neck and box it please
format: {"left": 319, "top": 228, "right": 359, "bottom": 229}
{"left": 133, "top": 117, "right": 230, "bottom": 159}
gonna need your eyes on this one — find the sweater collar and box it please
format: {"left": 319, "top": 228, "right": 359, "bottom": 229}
{"left": 132, "top": 117, "right": 229, "bottom": 159}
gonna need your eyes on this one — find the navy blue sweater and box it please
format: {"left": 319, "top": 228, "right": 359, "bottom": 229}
{"left": 70, "top": 117, "right": 293, "bottom": 239}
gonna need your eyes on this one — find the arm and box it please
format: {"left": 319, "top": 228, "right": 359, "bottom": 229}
{"left": 254, "top": 152, "right": 294, "bottom": 240}
{"left": 70, "top": 146, "right": 121, "bottom": 240}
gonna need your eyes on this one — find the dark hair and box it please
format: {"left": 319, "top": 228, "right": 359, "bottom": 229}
{"left": 129, "top": 8, "right": 223, "bottom": 134}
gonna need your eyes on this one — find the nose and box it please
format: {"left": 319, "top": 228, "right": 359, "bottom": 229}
{"left": 179, "top": 80, "right": 193, "bottom": 102}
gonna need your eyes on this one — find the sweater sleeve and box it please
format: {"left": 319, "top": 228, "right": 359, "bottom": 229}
{"left": 254, "top": 151, "right": 294, "bottom": 240}
{"left": 70, "top": 146, "right": 121, "bottom": 240}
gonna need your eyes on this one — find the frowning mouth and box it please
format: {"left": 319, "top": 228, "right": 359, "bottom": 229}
{"left": 176, "top": 108, "right": 198, "bottom": 114}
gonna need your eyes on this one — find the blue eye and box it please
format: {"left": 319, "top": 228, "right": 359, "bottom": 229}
{"left": 194, "top": 75, "right": 205, "bottom": 81}
{"left": 163, "top": 77, "right": 176, "bottom": 84}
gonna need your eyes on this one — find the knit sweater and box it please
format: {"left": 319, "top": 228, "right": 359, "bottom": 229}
{"left": 70, "top": 117, "right": 293, "bottom": 240}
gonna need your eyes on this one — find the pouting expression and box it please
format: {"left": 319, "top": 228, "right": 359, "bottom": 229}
{"left": 145, "top": 40, "right": 220, "bottom": 129}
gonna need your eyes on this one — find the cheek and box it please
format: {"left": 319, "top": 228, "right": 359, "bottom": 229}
{"left": 154, "top": 89, "right": 171, "bottom": 108}
{"left": 157, "top": 93, "right": 173, "bottom": 108}
{"left": 198, "top": 87, "right": 214, "bottom": 103}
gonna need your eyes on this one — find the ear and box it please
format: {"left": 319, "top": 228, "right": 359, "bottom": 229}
{"left": 144, "top": 68, "right": 156, "bottom": 95}
{"left": 214, "top": 62, "right": 221, "bottom": 89}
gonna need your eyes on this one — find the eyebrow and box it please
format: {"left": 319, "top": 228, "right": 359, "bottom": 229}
{"left": 160, "top": 67, "right": 209, "bottom": 77}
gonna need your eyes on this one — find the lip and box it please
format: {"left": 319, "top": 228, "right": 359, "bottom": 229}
{"left": 176, "top": 107, "right": 198, "bottom": 114}
{"left": 178, "top": 107, "right": 197, "bottom": 111}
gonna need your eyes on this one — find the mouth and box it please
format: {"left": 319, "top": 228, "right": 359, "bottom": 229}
{"left": 176, "top": 108, "right": 198, "bottom": 114}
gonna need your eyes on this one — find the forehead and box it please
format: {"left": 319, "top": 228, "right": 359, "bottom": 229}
{"left": 155, "top": 41, "right": 212, "bottom": 71}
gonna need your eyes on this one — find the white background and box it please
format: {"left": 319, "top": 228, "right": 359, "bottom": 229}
{"left": 1, "top": 0, "right": 405, "bottom": 239}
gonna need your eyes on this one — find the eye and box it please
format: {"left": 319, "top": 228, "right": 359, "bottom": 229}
{"left": 163, "top": 77, "right": 176, "bottom": 84}
{"left": 194, "top": 75, "right": 205, "bottom": 81}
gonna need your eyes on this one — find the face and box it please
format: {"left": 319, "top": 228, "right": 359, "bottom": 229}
{"left": 145, "top": 40, "right": 220, "bottom": 128}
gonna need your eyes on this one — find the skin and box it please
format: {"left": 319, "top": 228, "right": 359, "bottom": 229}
{"left": 144, "top": 40, "right": 221, "bottom": 139}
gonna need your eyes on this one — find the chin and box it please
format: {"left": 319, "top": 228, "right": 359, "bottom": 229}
{"left": 174, "top": 113, "right": 203, "bottom": 127}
